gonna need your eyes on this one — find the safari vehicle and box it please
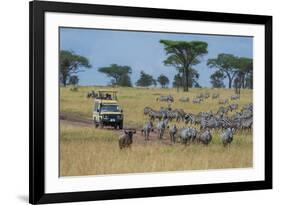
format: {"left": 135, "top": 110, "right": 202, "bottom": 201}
{"left": 92, "top": 90, "right": 123, "bottom": 129}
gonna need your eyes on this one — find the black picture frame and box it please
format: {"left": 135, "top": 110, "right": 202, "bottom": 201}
{"left": 29, "top": 0, "right": 272, "bottom": 204}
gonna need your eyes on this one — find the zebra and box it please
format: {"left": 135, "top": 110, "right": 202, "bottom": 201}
{"left": 221, "top": 128, "right": 235, "bottom": 147}
{"left": 192, "top": 98, "right": 203, "bottom": 104}
{"left": 200, "top": 117, "right": 221, "bottom": 130}
{"left": 143, "top": 107, "right": 153, "bottom": 115}
{"left": 156, "top": 95, "right": 174, "bottom": 102}
{"left": 198, "top": 129, "right": 212, "bottom": 145}
{"left": 141, "top": 121, "right": 154, "bottom": 141}
{"left": 157, "top": 118, "right": 169, "bottom": 139}
{"left": 179, "top": 127, "right": 198, "bottom": 145}
{"left": 179, "top": 96, "right": 189, "bottom": 102}
{"left": 169, "top": 124, "right": 178, "bottom": 144}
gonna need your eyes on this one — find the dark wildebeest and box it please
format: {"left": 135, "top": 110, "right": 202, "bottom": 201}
{"left": 118, "top": 129, "right": 136, "bottom": 149}
{"left": 221, "top": 128, "right": 235, "bottom": 147}
{"left": 141, "top": 121, "right": 154, "bottom": 141}
{"left": 169, "top": 124, "right": 178, "bottom": 144}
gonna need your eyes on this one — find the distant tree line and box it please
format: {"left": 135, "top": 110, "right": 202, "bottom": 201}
{"left": 60, "top": 41, "right": 253, "bottom": 93}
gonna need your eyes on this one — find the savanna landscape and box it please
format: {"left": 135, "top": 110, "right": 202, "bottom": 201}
{"left": 59, "top": 28, "right": 253, "bottom": 176}
{"left": 60, "top": 86, "right": 253, "bottom": 176}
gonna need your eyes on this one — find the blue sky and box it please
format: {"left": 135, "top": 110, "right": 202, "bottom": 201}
{"left": 60, "top": 27, "right": 253, "bottom": 87}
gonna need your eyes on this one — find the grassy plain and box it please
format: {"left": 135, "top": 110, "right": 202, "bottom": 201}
{"left": 60, "top": 86, "right": 253, "bottom": 176}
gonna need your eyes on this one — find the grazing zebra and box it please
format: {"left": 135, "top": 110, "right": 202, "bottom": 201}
{"left": 179, "top": 96, "right": 189, "bottom": 102}
{"left": 200, "top": 117, "right": 221, "bottom": 130}
{"left": 141, "top": 121, "right": 154, "bottom": 141}
{"left": 221, "top": 128, "right": 235, "bottom": 147}
{"left": 198, "top": 129, "right": 212, "bottom": 145}
{"left": 169, "top": 124, "right": 178, "bottom": 144}
{"left": 148, "top": 110, "right": 162, "bottom": 121}
{"left": 240, "top": 118, "right": 253, "bottom": 131}
{"left": 179, "top": 127, "right": 197, "bottom": 145}
{"left": 156, "top": 95, "right": 174, "bottom": 102}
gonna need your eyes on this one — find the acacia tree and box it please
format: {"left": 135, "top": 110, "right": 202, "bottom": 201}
{"left": 59, "top": 50, "right": 91, "bottom": 86}
{"left": 207, "top": 53, "right": 238, "bottom": 88}
{"left": 210, "top": 71, "right": 225, "bottom": 88}
{"left": 98, "top": 64, "right": 132, "bottom": 87}
{"left": 236, "top": 57, "right": 253, "bottom": 89}
{"left": 136, "top": 71, "right": 156, "bottom": 87}
{"left": 157, "top": 74, "right": 169, "bottom": 88}
{"left": 160, "top": 40, "right": 208, "bottom": 92}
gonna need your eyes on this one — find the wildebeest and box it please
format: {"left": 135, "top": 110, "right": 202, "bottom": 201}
{"left": 157, "top": 118, "right": 169, "bottom": 139}
{"left": 169, "top": 124, "right": 178, "bottom": 144}
{"left": 179, "top": 127, "right": 197, "bottom": 145}
{"left": 218, "top": 98, "right": 229, "bottom": 105}
{"left": 141, "top": 121, "right": 154, "bottom": 141}
{"left": 156, "top": 95, "right": 174, "bottom": 102}
{"left": 179, "top": 96, "right": 189, "bottom": 102}
{"left": 221, "top": 128, "right": 235, "bottom": 146}
{"left": 118, "top": 129, "right": 136, "bottom": 149}
{"left": 198, "top": 129, "right": 212, "bottom": 145}
{"left": 231, "top": 94, "right": 240, "bottom": 100}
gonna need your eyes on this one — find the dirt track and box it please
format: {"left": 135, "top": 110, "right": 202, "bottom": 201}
{"left": 60, "top": 112, "right": 173, "bottom": 145}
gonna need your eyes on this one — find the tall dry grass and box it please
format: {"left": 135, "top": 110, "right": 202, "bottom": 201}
{"left": 60, "top": 123, "right": 252, "bottom": 176}
{"left": 60, "top": 86, "right": 253, "bottom": 176}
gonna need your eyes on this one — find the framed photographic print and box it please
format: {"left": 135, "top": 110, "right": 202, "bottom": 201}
{"left": 29, "top": 0, "right": 272, "bottom": 204}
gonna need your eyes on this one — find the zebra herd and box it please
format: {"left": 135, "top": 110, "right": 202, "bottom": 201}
{"left": 155, "top": 92, "right": 240, "bottom": 105}
{"left": 141, "top": 97, "right": 253, "bottom": 147}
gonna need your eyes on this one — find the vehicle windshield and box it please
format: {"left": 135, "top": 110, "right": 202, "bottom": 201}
{"left": 100, "top": 104, "right": 120, "bottom": 112}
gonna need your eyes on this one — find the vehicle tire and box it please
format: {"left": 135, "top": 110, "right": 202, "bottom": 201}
{"left": 119, "top": 122, "right": 123, "bottom": 129}
{"left": 99, "top": 122, "right": 104, "bottom": 128}
{"left": 114, "top": 124, "right": 118, "bottom": 129}
{"left": 93, "top": 119, "right": 99, "bottom": 128}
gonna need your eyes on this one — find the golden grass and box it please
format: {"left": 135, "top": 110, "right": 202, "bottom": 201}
{"left": 60, "top": 123, "right": 252, "bottom": 176}
{"left": 60, "top": 86, "right": 253, "bottom": 176}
